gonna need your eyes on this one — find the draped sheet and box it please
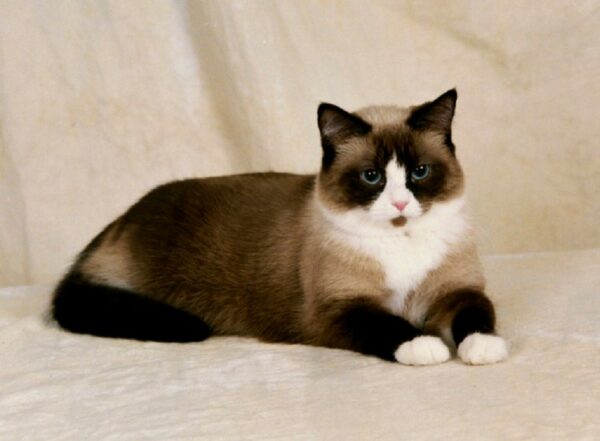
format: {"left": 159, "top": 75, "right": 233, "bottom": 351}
{"left": 1, "top": 1, "right": 599, "bottom": 285}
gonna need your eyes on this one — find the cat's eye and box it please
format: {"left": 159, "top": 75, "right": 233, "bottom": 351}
{"left": 360, "top": 169, "right": 383, "bottom": 185}
{"left": 411, "top": 165, "right": 431, "bottom": 181}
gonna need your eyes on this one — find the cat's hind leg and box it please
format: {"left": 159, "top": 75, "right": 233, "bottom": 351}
{"left": 52, "top": 272, "right": 211, "bottom": 342}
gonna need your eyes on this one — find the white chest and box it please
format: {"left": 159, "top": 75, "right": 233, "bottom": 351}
{"left": 351, "top": 229, "right": 452, "bottom": 313}
{"left": 322, "top": 197, "right": 469, "bottom": 313}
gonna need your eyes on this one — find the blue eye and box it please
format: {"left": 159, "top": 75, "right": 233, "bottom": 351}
{"left": 411, "top": 165, "right": 431, "bottom": 181}
{"left": 360, "top": 169, "right": 383, "bottom": 185}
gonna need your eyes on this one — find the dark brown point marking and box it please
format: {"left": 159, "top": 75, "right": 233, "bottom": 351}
{"left": 391, "top": 216, "right": 407, "bottom": 227}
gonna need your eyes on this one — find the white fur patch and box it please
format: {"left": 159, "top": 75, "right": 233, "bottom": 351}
{"left": 457, "top": 333, "right": 508, "bottom": 365}
{"left": 395, "top": 336, "right": 451, "bottom": 366}
{"left": 317, "top": 162, "right": 469, "bottom": 315}
{"left": 367, "top": 162, "right": 422, "bottom": 221}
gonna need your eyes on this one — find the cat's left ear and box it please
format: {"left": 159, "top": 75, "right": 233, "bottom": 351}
{"left": 407, "top": 89, "right": 457, "bottom": 151}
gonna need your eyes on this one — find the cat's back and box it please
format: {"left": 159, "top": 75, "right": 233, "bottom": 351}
{"left": 127, "top": 172, "right": 315, "bottom": 221}
{"left": 119, "top": 172, "right": 316, "bottom": 265}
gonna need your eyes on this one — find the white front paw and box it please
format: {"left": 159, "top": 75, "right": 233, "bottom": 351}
{"left": 394, "top": 336, "right": 451, "bottom": 366}
{"left": 458, "top": 333, "right": 508, "bottom": 365}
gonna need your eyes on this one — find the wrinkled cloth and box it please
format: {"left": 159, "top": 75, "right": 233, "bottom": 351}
{"left": 1, "top": 249, "right": 599, "bottom": 440}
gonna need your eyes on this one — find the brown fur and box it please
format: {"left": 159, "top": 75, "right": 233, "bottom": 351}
{"left": 115, "top": 173, "right": 315, "bottom": 342}
{"left": 54, "top": 90, "right": 500, "bottom": 360}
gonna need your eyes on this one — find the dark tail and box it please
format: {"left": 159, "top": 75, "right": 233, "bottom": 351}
{"left": 52, "top": 273, "right": 210, "bottom": 342}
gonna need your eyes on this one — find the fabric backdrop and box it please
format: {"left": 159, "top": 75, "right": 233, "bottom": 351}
{"left": 1, "top": 0, "right": 599, "bottom": 286}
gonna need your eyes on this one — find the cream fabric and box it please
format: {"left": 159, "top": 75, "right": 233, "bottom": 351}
{"left": 1, "top": 1, "right": 599, "bottom": 286}
{"left": 1, "top": 249, "right": 599, "bottom": 440}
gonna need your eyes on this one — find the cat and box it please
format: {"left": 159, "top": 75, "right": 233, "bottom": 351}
{"left": 52, "top": 89, "right": 508, "bottom": 366}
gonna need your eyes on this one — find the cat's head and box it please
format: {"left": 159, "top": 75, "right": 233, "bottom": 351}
{"left": 316, "top": 90, "right": 464, "bottom": 229}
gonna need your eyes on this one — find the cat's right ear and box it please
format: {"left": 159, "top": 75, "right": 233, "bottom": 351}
{"left": 317, "top": 103, "right": 371, "bottom": 169}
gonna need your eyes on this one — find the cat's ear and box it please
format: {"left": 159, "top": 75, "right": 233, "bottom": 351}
{"left": 317, "top": 103, "right": 371, "bottom": 169}
{"left": 407, "top": 89, "right": 457, "bottom": 150}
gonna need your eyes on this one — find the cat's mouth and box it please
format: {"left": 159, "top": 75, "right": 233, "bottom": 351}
{"left": 391, "top": 215, "right": 407, "bottom": 227}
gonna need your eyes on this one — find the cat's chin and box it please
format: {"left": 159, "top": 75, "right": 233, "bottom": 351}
{"left": 363, "top": 213, "right": 415, "bottom": 230}
{"left": 390, "top": 215, "right": 407, "bottom": 227}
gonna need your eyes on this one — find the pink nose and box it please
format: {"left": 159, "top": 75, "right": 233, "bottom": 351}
{"left": 393, "top": 201, "right": 408, "bottom": 211}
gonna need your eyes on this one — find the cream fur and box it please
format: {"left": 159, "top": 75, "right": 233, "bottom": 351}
{"left": 78, "top": 230, "right": 134, "bottom": 291}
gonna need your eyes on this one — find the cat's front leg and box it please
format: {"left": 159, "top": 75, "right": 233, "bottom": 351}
{"left": 313, "top": 297, "right": 450, "bottom": 365}
{"left": 424, "top": 289, "right": 508, "bottom": 365}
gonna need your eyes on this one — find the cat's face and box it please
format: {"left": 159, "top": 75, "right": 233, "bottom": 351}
{"left": 316, "top": 90, "right": 464, "bottom": 228}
